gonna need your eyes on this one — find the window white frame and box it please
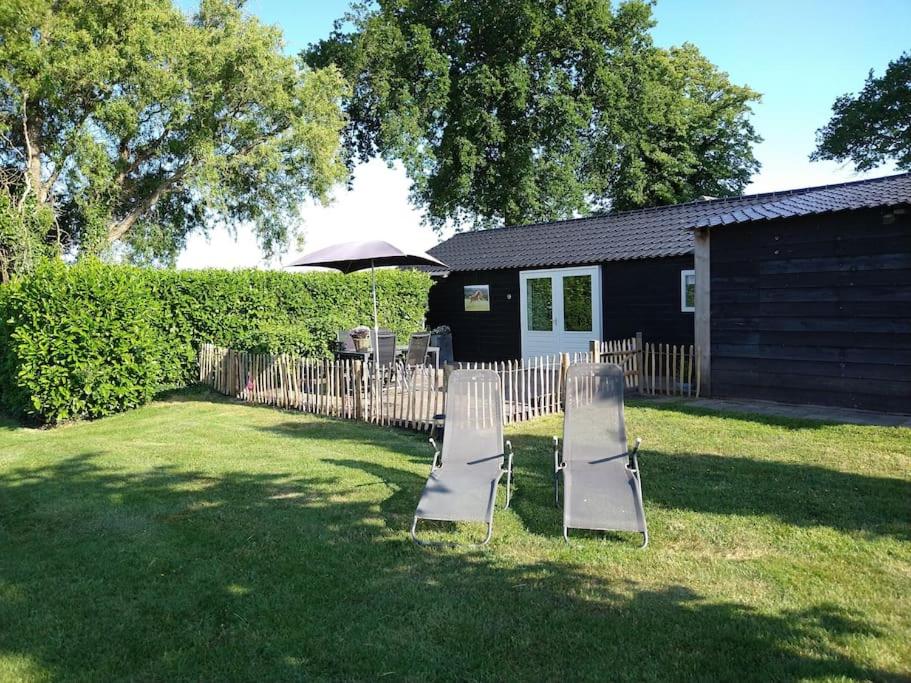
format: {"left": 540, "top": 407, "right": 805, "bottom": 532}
{"left": 519, "top": 266, "right": 602, "bottom": 359}
{"left": 681, "top": 269, "right": 696, "bottom": 313}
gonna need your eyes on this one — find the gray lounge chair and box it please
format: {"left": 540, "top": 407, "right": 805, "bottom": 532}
{"left": 553, "top": 363, "right": 648, "bottom": 547}
{"left": 411, "top": 369, "right": 513, "bottom": 546}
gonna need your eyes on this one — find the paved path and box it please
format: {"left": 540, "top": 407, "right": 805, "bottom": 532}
{"left": 641, "top": 396, "right": 911, "bottom": 428}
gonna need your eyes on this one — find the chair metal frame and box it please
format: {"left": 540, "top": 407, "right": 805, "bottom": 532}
{"left": 553, "top": 363, "right": 648, "bottom": 548}
{"left": 411, "top": 369, "right": 513, "bottom": 547}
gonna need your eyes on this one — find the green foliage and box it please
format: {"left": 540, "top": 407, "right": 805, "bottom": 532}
{"left": 146, "top": 268, "right": 433, "bottom": 383}
{"left": 305, "top": 0, "right": 761, "bottom": 229}
{"left": 234, "top": 322, "right": 316, "bottom": 357}
{"left": 812, "top": 52, "right": 911, "bottom": 172}
{"left": 0, "top": 0, "right": 348, "bottom": 270}
{"left": 0, "top": 262, "right": 432, "bottom": 422}
{"left": 0, "top": 260, "right": 163, "bottom": 423}
{"left": 0, "top": 188, "right": 57, "bottom": 283}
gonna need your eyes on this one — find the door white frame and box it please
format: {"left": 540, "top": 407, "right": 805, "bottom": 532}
{"left": 519, "top": 266, "right": 602, "bottom": 359}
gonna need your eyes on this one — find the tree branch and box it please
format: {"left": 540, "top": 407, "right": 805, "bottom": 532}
{"left": 108, "top": 126, "right": 287, "bottom": 242}
{"left": 115, "top": 119, "right": 176, "bottom": 186}
{"left": 107, "top": 164, "right": 190, "bottom": 243}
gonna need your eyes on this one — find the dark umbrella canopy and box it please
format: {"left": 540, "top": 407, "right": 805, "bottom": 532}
{"left": 287, "top": 240, "right": 448, "bottom": 273}
{"left": 287, "top": 240, "right": 449, "bottom": 350}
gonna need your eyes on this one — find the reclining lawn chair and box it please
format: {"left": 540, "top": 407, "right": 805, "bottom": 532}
{"left": 411, "top": 369, "right": 513, "bottom": 546}
{"left": 554, "top": 363, "right": 648, "bottom": 547}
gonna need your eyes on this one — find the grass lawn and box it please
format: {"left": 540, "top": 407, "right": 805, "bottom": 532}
{"left": 1, "top": 389, "right": 909, "bottom": 681}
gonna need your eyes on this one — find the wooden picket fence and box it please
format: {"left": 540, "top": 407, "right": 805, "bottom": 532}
{"left": 588, "top": 334, "right": 701, "bottom": 397}
{"left": 585, "top": 335, "right": 642, "bottom": 389}
{"left": 641, "top": 341, "right": 701, "bottom": 397}
{"left": 198, "top": 333, "right": 700, "bottom": 433}
{"left": 453, "top": 355, "right": 567, "bottom": 424}
{"left": 199, "top": 344, "right": 446, "bottom": 431}
{"left": 199, "top": 346, "right": 584, "bottom": 430}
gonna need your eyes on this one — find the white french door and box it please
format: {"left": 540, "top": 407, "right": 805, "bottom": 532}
{"left": 519, "top": 266, "right": 601, "bottom": 358}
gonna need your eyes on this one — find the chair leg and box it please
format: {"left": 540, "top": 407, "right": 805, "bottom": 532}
{"left": 411, "top": 516, "right": 494, "bottom": 548}
{"left": 563, "top": 526, "right": 569, "bottom": 543}
{"left": 481, "top": 522, "right": 493, "bottom": 546}
{"left": 640, "top": 528, "right": 649, "bottom": 549}
{"left": 505, "top": 468, "right": 512, "bottom": 509}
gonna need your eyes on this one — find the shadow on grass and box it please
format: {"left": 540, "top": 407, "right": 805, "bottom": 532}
{"left": 626, "top": 396, "right": 885, "bottom": 430}
{"left": 153, "top": 383, "right": 218, "bottom": 402}
{"left": 510, "top": 440, "right": 911, "bottom": 541}
{"left": 271, "top": 417, "right": 911, "bottom": 543}
{"left": 1, "top": 449, "right": 903, "bottom": 681}
{"left": 0, "top": 415, "right": 22, "bottom": 432}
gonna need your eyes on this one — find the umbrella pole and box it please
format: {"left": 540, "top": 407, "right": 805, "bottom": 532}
{"left": 372, "top": 260, "right": 379, "bottom": 421}
{"left": 371, "top": 260, "right": 379, "bottom": 337}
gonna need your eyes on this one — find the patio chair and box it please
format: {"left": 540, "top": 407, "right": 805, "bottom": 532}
{"left": 398, "top": 332, "right": 432, "bottom": 389}
{"left": 404, "top": 332, "right": 431, "bottom": 367}
{"left": 336, "top": 329, "right": 356, "bottom": 352}
{"left": 553, "top": 363, "right": 648, "bottom": 547}
{"left": 411, "top": 369, "right": 513, "bottom": 546}
{"left": 369, "top": 330, "right": 397, "bottom": 367}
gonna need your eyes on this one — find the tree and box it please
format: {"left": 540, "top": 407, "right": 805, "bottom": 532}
{"left": 0, "top": 186, "right": 56, "bottom": 283}
{"left": 812, "top": 53, "right": 911, "bottom": 172}
{"left": 305, "top": 0, "right": 761, "bottom": 230}
{"left": 0, "top": 0, "right": 349, "bottom": 269}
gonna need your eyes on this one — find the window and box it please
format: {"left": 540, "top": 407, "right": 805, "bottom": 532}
{"left": 526, "top": 277, "right": 553, "bottom": 331}
{"left": 681, "top": 270, "right": 696, "bottom": 312}
{"left": 562, "top": 274, "right": 592, "bottom": 331}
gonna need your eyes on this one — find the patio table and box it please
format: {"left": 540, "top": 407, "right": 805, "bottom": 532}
{"left": 334, "top": 346, "right": 440, "bottom": 369}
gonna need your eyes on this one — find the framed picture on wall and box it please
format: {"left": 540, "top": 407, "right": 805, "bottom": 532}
{"left": 464, "top": 284, "right": 491, "bottom": 312}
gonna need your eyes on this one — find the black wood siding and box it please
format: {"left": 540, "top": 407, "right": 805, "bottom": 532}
{"left": 427, "top": 269, "right": 521, "bottom": 361}
{"left": 601, "top": 255, "right": 695, "bottom": 345}
{"left": 710, "top": 208, "right": 911, "bottom": 412}
{"left": 427, "top": 256, "right": 695, "bottom": 362}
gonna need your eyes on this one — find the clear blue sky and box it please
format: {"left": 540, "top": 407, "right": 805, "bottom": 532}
{"left": 177, "top": 0, "right": 911, "bottom": 267}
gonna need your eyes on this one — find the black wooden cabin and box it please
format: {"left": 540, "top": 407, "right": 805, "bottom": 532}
{"left": 695, "top": 176, "right": 911, "bottom": 413}
{"left": 425, "top": 172, "right": 911, "bottom": 413}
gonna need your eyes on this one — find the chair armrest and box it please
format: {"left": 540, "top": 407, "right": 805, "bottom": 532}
{"left": 428, "top": 437, "right": 441, "bottom": 470}
{"left": 627, "top": 437, "right": 642, "bottom": 469}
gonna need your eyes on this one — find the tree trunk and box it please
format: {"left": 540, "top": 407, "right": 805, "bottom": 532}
{"left": 21, "top": 95, "right": 47, "bottom": 203}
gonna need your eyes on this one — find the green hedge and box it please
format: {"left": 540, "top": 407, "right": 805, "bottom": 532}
{"left": 0, "top": 260, "right": 165, "bottom": 423}
{"left": 146, "top": 268, "right": 432, "bottom": 385}
{"left": 0, "top": 261, "right": 431, "bottom": 423}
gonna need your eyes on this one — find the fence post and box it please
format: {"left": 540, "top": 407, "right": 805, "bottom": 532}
{"left": 635, "top": 332, "right": 643, "bottom": 394}
{"left": 589, "top": 339, "right": 599, "bottom": 362}
{"left": 559, "top": 352, "right": 570, "bottom": 410}
{"left": 353, "top": 360, "right": 364, "bottom": 421}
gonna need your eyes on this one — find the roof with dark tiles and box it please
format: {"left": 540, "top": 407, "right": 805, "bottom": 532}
{"left": 427, "top": 172, "right": 911, "bottom": 271}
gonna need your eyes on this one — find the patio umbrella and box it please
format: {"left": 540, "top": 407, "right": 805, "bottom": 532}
{"left": 286, "top": 239, "right": 448, "bottom": 341}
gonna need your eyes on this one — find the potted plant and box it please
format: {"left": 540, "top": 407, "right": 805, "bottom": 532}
{"left": 350, "top": 325, "right": 371, "bottom": 351}
{"left": 430, "top": 324, "right": 453, "bottom": 365}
